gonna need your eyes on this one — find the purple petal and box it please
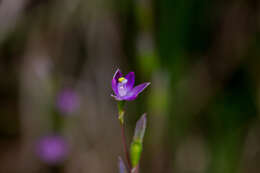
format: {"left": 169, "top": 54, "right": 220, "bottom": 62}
{"left": 112, "top": 69, "right": 122, "bottom": 95}
{"left": 111, "top": 94, "right": 123, "bottom": 101}
{"left": 117, "top": 82, "right": 132, "bottom": 97}
{"left": 124, "top": 72, "right": 135, "bottom": 90}
{"left": 123, "top": 82, "right": 150, "bottom": 101}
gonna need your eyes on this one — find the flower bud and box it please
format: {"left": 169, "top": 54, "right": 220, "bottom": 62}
{"left": 133, "top": 114, "right": 147, "bottom": 143}
{"left": 130, "top": 140, "right": 143, "bottom": 167}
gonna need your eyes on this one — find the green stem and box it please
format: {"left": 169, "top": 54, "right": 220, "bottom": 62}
{"left": 120, "top": 123, "right": 132, "bottom": 172}
{"left": 117, "top": 101, "right": 132, "bottom": 172}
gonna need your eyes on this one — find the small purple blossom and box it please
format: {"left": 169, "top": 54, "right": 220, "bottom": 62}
{"left": 56, "top": 88, "right": 79, "bottom": 115}
{"left": 111, "top": 69, "right": 150, "bottom": 101}
{"left": 35, "top": 135, "right": 68, "bottom": 165}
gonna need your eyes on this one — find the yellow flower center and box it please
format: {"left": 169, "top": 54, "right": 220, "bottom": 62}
{"left": 118, "top": 77, "right": 127, "bottom": 83}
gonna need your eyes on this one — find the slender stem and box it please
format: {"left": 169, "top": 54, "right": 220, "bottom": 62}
{"left": 136, "top": 165, "right": 139, "bottom": 173}
{"left": 120, "top": 123, "right": 132, "bottom": 172}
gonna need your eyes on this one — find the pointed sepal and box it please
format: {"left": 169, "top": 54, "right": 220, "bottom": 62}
{"left": 130, "top": 113, "right": 147, "bottom": 168}
{"left": 133, "top": 113, "right": 147, "bottom": 143}
{"left": 118, "top": 156, "right": 127, "bottom": 173}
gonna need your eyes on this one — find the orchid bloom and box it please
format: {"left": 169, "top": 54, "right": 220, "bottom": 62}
{"left": 111, "top": 69, "right": 150, "bottom": 101}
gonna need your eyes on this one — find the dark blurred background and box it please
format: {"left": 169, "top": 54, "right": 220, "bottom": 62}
{"left": 0, "top": 0, "right": 260, "bottom": 172}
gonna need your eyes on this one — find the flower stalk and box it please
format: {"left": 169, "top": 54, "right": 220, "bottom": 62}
{"left": 118, "top": 101, "right": 126, "bottom": 125}
{"left": 118, "top": 101, "right": 132, "bottom": 172}
{"left": 120, "top": 122, "right": 132, "bottom": 172}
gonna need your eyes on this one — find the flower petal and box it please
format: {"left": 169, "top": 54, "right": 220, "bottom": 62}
{"left": 117, "top": 72, "right": 134, "bottom": 97}
{"left": 123, "top": 82, "right": 150, "bottom": 101}
{"left": 124, "top": 72, "right": 135, "bottom": 90}
{"left": 112, "top": 69, "right": 122, "bottom": 95}
{"left": 111, "top": 94, "right": 123, "bottom": 101}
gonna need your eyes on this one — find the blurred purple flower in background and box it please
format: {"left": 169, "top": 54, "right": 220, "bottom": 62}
{"left": 56, "top": 88, "right": 79, "bottom": 115}
{"left": 111, "top": 69, "right": 150, "bottom": 101}
{"left": 35, "top": 135, "right": 69, "bottom": 165}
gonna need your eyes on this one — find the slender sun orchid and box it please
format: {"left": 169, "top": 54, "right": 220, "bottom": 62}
{"left": 111, "top": 69, "right": 150, "bottom": 101}
{"left": 111, "top": 69, "right": 150, "bottom": 173}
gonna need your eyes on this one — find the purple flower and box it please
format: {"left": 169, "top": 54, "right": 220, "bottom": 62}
{"left": 35, "top": 135, "right": 68, "bottom": 165}
{"left": 56, "top": 88, "right": 79, "bottom": 115}
{"left": 111, "top": 69, "right": 150, "bottom": 101}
